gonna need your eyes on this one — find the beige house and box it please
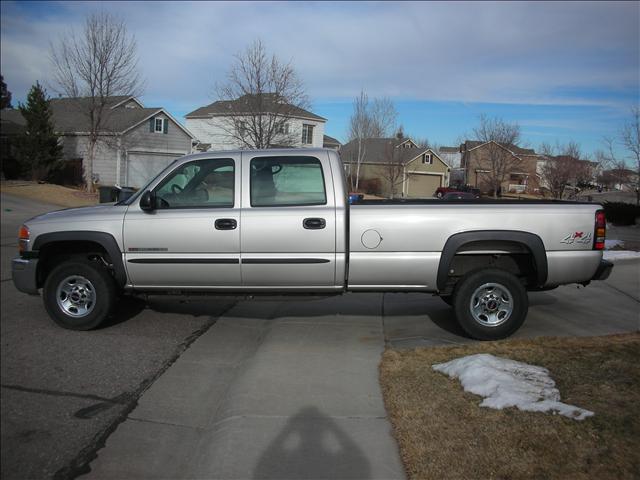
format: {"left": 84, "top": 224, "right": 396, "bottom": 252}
{"left": 341, "top": 137, "right": 450, "bottom": 198}
{"left": 460, "top": 140, "right": 541, "bottom": 195}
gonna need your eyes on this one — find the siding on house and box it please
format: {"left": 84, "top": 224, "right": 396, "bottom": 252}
{"left": 462, "top": 142, "right": 540, "bottom": 194}
{"left": 350, "top": 149, "right": 449, "bottom": 198}
{"left": 125, "top": 114, "right": 192, "bottom": 154}
{"left": 186, "top": 116, "right": 325, "bottom": 150}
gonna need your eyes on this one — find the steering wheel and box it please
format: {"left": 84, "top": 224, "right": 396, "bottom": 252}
{"left": 171, "top": 184, "right": 183, "bottom": 194}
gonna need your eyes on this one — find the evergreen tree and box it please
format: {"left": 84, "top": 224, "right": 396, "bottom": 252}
{"left": 0, "top": 75, "right": 11, "bottom": 109}
{"left": 17, "top": 82, "right": 62, "bottom": 180}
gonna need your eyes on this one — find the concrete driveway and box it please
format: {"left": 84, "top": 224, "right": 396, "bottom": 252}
{"left": 88, "top": 262, "right": 638, "bottom": 479}
{"left": 2, "top": 193, "right": 638, "bottom": 480}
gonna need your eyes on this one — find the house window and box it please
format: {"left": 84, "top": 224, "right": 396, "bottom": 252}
{"left": 422, "top": 153, "right": 432, "bottom": 164}
{"left": 238, "top": 121, "right": 247, "bottom": 136}
{"left": 302, "top": 124, "right": 314, "bottom": 145}
{"left": 154, "top": 118, "right": 164, "bottom": 133}
{"left": 277, "top": 122, "right": 289, "bottom": 135}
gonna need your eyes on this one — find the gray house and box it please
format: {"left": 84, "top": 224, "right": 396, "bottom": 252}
{"left": 50, "top": 96, "right": 194, "bottom": 188}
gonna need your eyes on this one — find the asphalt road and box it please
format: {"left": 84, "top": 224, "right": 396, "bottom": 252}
{"left": 1, "top": 195, "right": 238, "bottom": 480}
{"left": 1, "top": 193, "right": 639, "bottom": 480}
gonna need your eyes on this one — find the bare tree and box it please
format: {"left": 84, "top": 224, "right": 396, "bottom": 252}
{"left": 473, "top": 114, "right": 522, "bottom": 198}
{"left": 215, "top": 39, "right": 308, "bottom": 150}
{"left": 50, "top": 12, "right": 143, "bottom": 193}
{"left": 379, "top": 140, "right": 406, "bottom": 199}
{"left": 347, "top": 90, "right": 398, "bottom": 190}
{"left": 620, "top": 106, "right": 640, "bottom": 204}
{"left": 595, "top": 135, "right": 636, "bottom": 194}
{"left": 538, "top": 141, "right": 586, "bottom": 199}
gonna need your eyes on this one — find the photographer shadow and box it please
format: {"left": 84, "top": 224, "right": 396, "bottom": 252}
{"left": 253, "top": 406, "right": 371, "bottom": 480}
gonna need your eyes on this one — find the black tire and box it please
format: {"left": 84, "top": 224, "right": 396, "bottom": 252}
{"left": 453, "top": 268, "right": 528, "bottom": 340}
{"left": 43, "top": 258, "right": 116, "bottom": 330}
{"left": 440, "top": 295, "right": 454, "bottom": 306}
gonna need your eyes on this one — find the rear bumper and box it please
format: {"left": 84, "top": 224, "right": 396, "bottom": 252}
{"left": 591, "top": 259, "right": 613, "bottom": 282}
{"left": 12, "top": 257, "right": 39, "bottom": 295}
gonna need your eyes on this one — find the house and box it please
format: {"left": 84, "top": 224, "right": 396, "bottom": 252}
{"left": 322, "top": 134, "right": 341, "bottom": 150}
{"left": 2, "top": 96, "right": 195, "bottom": 188}
{"left": 340, "top": 136, "right": 450, "bottom": 198}
{"left": 460, "top": 140, "right": 541, "bottom": 194}
{"left": 49, "top": 96, "right": 195, "bottom": 188}
{"left": 536, "top": 154, "right": 600, "bottom": 196}
{"left": 598, "top": 167, "right": 639, "bottom": 192}
{"left": 185, "top": 94, "right": 326, "bottom": 150}
{"left": 0, "top": 108, "right": 26, "bottom": 178}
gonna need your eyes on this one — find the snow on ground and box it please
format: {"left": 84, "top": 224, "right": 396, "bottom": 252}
{"left": 605, "top": 239, "right": 624, "bottom": 249}
{"left": 603, "top": 250, "right": 640, "bottom": 262}
{"left": 433, "top": 354, "right": 594, "bottom": 421}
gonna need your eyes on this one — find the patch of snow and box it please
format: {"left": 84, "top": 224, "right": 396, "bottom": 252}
{"left": 603, "top": 250, "right": 640, "bottom": 262}
{"left": 605, "top": 239, "right": 624, "bottom": 249}
{"left": 433, "top": 354, "right": 594, "bottom": 421}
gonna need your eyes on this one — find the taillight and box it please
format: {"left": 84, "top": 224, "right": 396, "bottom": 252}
{"left": 18, "top": 225, "right": 30, "bottom": 254}
{"left": 594, "top": 210, "right": 606, "bottom": 250}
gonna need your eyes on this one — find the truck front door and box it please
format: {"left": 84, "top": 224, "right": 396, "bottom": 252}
{"left": 123, "top": 155, "right": 241, "bottom": 288}
{"left": 240, "top": 152, "right": 337, "bottom": 288}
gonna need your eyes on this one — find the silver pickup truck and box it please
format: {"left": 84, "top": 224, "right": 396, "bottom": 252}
{"left": 12, "top": 148, "right": 612, "bottom": 340}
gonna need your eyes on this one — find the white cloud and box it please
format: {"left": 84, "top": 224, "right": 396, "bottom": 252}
{"left": 1, "top": 1, "right": 638, "bottom": 110}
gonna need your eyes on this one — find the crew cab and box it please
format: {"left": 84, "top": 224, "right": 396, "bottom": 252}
{"left": 12, "top": 148, "right": 613, "bottom": 340}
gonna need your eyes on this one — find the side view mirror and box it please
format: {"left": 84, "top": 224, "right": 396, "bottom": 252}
{"left": 139, "top": 190, "right": 156, "bottom": 212}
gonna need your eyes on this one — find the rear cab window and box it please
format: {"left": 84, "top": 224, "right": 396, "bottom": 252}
{"left": 250, "top": 156, "right": 327, "bottom": 207}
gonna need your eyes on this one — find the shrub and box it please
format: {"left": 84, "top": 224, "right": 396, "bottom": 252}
{"left": 603, "top": 202, "right": 640, "bottom": 226}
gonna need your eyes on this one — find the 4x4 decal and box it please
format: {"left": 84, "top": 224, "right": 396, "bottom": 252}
{"left": 561, "top": 231, "right": 592, "bottom": 245}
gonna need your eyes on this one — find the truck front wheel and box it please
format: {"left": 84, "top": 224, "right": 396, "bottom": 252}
{"left": 43, "top": 258, "right": 116, "bottom": 330}
{"left": 453, "top": 269, "right": 528, "bottom": 340}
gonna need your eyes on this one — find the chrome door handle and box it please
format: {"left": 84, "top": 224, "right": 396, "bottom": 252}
{"left": 215, "top": 218, "right": 237, "bottom": 230}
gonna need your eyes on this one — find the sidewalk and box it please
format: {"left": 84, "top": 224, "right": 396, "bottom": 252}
{"left": 86, "top": 294, "right": 405, "bottom": 479}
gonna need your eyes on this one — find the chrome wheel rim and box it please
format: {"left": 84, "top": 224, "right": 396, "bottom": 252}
{"left": 56, "top": 275, "right": 96, "bottom": 318}
{"left": 469, "top": 282, "right": 513, "bottom": 327}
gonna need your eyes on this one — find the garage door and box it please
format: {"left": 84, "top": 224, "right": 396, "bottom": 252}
{"left": 407, "top": 173, "right": 442, "bottom": 198}
{"left": 126, "top": 153, "right": 181, "bottom": 189}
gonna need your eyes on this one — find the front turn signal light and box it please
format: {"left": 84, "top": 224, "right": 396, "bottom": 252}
{"left": 18, "top": 225, "right": 30, "bottom": 254}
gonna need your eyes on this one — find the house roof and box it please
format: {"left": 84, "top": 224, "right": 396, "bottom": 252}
{"left": 340, "top": 137, "right": 432, "bottom": 165}
{"left": 9, "top": 96, "right": 195, "bottom": 138}
{"left": 439, "top": 146, "right": 460, "bottom": 153}
{"left": 1, "top": 97, "right": 195, "bottom": 139}
{"left": 322, "top": 134, "right": 341, "bottom": 147}
{"left": 463, "top": 140, "right": 536, "bottom": 156}
{"left": 185, "top": 93, "right": 326, "bottom": 122}
{"left": 49, "top": 98, "right": 163, "bottom": 133}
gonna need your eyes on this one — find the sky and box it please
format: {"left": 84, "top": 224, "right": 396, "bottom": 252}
{"left": 1, "top": 1, "right": 639, "bottom": 161}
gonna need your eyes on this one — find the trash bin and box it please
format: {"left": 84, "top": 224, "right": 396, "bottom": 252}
{"left": 348, "top": 193, "right": 364, "bottom": 204}
{"left": 98, "top": 186, "right": 118, "bottom": 203}
{"left": 117, "top": 187, "right": 136, "bottom": 202}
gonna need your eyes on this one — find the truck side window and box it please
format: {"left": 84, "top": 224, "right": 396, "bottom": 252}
{"left": 250, "top": 156, "right": 326, "bottom": 207}
{"left": 155, "top": 159, "right": 235, "bottom": 209}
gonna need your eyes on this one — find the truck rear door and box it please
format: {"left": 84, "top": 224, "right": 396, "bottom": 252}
{"left": 240, "top": 151, "right": 338, "bottom": 288}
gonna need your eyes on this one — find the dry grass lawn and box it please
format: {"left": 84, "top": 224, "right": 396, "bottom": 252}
{"left": 0, "top": 181, "right": 98, "bottom": 208}
{"left": 380, "top": 333, "right": 640, "bottom": 480}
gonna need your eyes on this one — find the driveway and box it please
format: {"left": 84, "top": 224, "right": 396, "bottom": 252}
{"left": 2, "top": 193, "right": 638, "bottom": 479}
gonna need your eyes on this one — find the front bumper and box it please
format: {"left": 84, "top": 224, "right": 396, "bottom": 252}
{"left": 12, "top": 257, "right": 39, "bottom": 295}
{"left": 591, "top": 259, "right": 614, "bottom": 282}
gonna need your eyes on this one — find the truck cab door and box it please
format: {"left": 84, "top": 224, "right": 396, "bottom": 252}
{"left": 123, "top": 154, "right": 241, "bottom": 288}
{"left": 240, "top": 152, "right": 338, "bottom": 288}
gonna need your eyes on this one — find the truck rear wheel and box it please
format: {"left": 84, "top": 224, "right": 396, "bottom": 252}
{"left": 453, "top": 268, "right": 528, "bottom": 340}
{"left": 43, "top": 258, "right": 116, "bottom": 330}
